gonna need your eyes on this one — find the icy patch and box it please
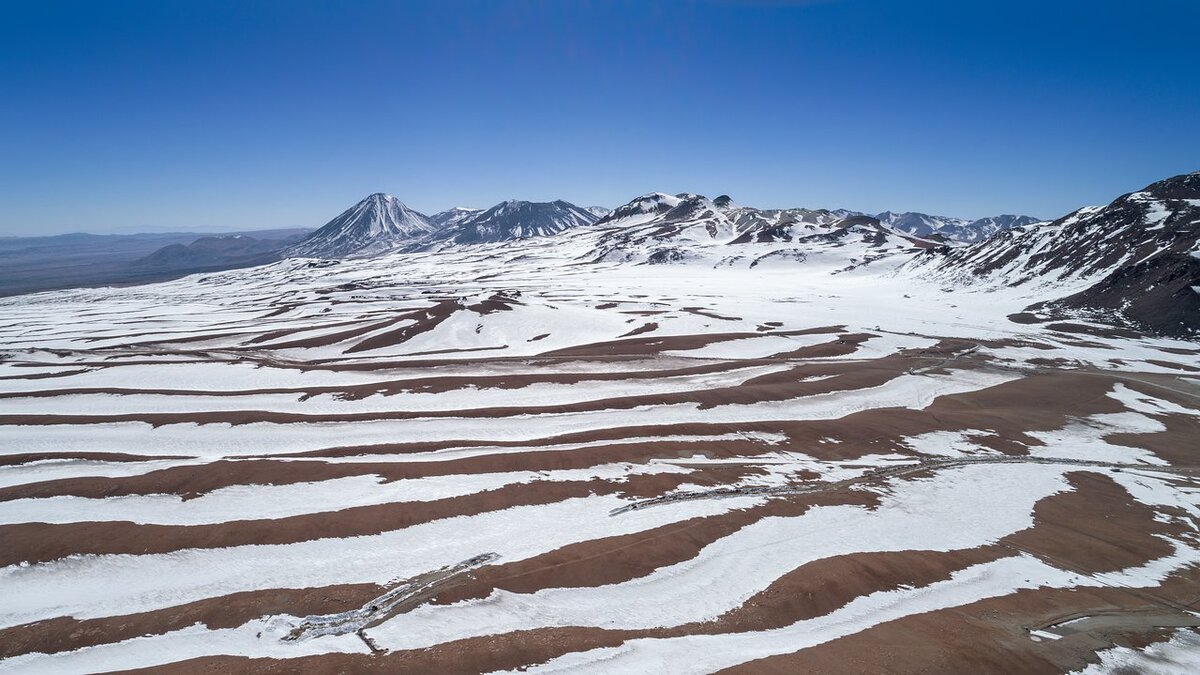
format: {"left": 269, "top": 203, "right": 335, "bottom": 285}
{"left": 0, "top": 494, "right": 764, "bottom": 629}
{"left": 664, "top": 334, "right": 836, "bottom": 359}
{"left": 369, "top": 463, "right": 1071, "bottom": 650}
{"left": 903, "top": 430, "right": 1004, "bottom": 458}
{"left": 0, "top": 618, "right": 365, "bottom": 674}
{"left": 1110, "top": 383, "right": 1200, "bottom": 418}
{"left": 0, "top": 463, "right": 694, "bottom": 526}
{"left": 1070, "top": 628, "right": 1200, "bottom": 674}
{"left": 1026, "top": 412, "right": 1167, "bottom": 465}
{"left": 500, "top": 555, "right": 1090, "bottom": 674}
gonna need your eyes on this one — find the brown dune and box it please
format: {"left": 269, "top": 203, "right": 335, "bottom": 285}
{"left": 116, "top": 547, "right": 1137, "bottom": 674}
{"left": 0, "top": 436, "right": 774, "bottom": 503}
{"left": 618, "top": 322, "right": 658, "bottom": 338}
{"left": 0, "top": 348, "right": 921, "bottom": 427}
{"left": 434, "top": 490, "right": 877, "bottom": 605}
{"left": 0, "top": 358, "right": 769, "bottom": 400}
{"left": 6, "top": 367, "right": 1168, "bottom": 508}
{"left": 248, "top": 314, "right": 415, "bottom": 350}
{"left": 127, "top": 627, "right": 637, "bottom": 675}
{"left": 0, "top": 461, "right": 770, "bottom": 564}
{"left": 766, "top": 333, "right": 875, "bottom": 359}
{"left": 5, "top": 308, "right": 1200, "bottom": 674}
{"left": 1146, "top": 359, "right": 1200, "bottom": 372}
{"left": 0, "top": 583, "right": 383, "bottom": 659}
{"left": 245, "top": 315, "right": 389, "bottom": 346}
{"left": 682, "top": 306, "right": 743, "bottom": 321}
{"left": 0, "top": 451, "right": 182, "bottom": 466}
{"left": 724, "top": 584, "right": 1197, "bottom": 675}
{"left": 1106, "top": 412, "right": 1200, "bottom": 466}
{"left": 1001, "top": 471, "right": 1179, "bottom": 574}
{"left": 0, "top": 367, "right": 92, "bottom": 381}
{"left": 1, "top": 481, "right": 599, "bottom": 565}
{"left": 344, "top": 300, "right": 460, "bottom": 354}
{"left": 539, "top": 326, "right": 844, "bottom": 358}
{"left": 659, "top": 546, "right": 1008, "bottom": 638}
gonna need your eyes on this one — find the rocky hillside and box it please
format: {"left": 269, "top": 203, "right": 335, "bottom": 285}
{"left": 908, "top": 171, "right": 1200, "bottom": 337}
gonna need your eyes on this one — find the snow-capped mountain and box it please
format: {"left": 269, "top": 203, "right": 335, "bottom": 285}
{"left": 876, "top": 211, "right": 1041, "bottom": 244}
{"left": 963, "top": 214, "right": 1043, "bottom": 241}
{"left": 286, "top": 193, "right": 436, "bottom": 258}
{"left": 429, "top": 206, "right": 483, "bottom": 229}
{"left": 276, "top": 179, "right": 1196, "bottom": 337}
{"left": 585, "top": 206, "right": 612, "bottom": 219}
{"left": 725, "top": 207, "right": 863, "bottom": 242}
{"left": 423, "top": 199, "right": 600, "bottom": 247}
{"left": 591, "top": 194, "right": 1022, "bottom": 259}
{"left": 588, "top": 192, "right": 929, "bottom": 269}
{"left": 908, "top": 171, "right": 1200, "bottom": 336}
{"left": 594, "top": 192, "right": 689, "bottom": 228}
{"left": 593, "top": 193, "right": 737, "bottom": 244}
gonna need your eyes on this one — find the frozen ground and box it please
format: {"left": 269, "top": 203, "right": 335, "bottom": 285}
{"left": 0, "top": 234, "right": 1198, "bottom": 673}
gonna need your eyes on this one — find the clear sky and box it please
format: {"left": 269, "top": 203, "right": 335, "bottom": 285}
{"left": 1, "top": 0, "right": 1197, "bottom": 235}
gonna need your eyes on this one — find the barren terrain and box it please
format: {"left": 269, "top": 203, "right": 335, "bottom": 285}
{"left": 1, "top": 232, "right": 1198, "bottom": 673}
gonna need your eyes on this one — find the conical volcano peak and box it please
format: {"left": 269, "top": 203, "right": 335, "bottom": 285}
{"left": 285, "top": 193, "right": 436, "bottom": 258}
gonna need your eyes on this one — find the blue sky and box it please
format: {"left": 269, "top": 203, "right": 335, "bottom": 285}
{"left": 1, "top": 0, "right": 1197, "bottom": 235}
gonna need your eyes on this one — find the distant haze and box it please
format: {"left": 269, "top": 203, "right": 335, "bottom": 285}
{"left": 0, "top": 0, "right": 1197, "bottom": 235}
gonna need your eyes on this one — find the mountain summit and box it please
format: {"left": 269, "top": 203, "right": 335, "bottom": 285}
{"left": 424, "top": 199, "right": 600, "bottom": 247}
{"left": 286, "top": 193, "right": 436, "bottom": 258}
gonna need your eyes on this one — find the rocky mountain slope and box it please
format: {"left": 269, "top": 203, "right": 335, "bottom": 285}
{"left": 206, "top": 173, "right": 1200, "bottom": 338}
{"left": 286, "top": 191, "right": 1035, "bottom": 263}
{"left": 907, "top": 171, "right": 1200, "bottom": 337}
{"left": 423, "top": 199, "right": 600, "bottom": 247}
{"left": 428, "top": 207, "right": 483, "bottom": 229}
{"left": 286, "top": 193, "right": 438, "bottom": 258}
{"left": 586, "top": 192, "right": 935, "bottom": 269}
{"left": 288, "top": 196, "right": 602, "bottom": 257}
{"left": 877, "top": 211, "right": 1041, "bottom": 243}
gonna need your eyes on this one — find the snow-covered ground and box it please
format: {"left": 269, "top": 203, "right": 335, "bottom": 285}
{"left": 0, "top": 226, "right": 1197, "bottom": 673}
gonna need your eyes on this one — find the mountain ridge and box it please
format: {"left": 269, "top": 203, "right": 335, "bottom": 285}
{"left": 906, "top": 171, "right": 1200, "bottom": 336}
{"left": 420, "top": 199, "right": 601, "bottom": 248}
{"left": 288, "top": 191, "right": 1042, "bottom": 261}
{"left": 876, "top": 211, "right": 1042, "bottom": 243}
